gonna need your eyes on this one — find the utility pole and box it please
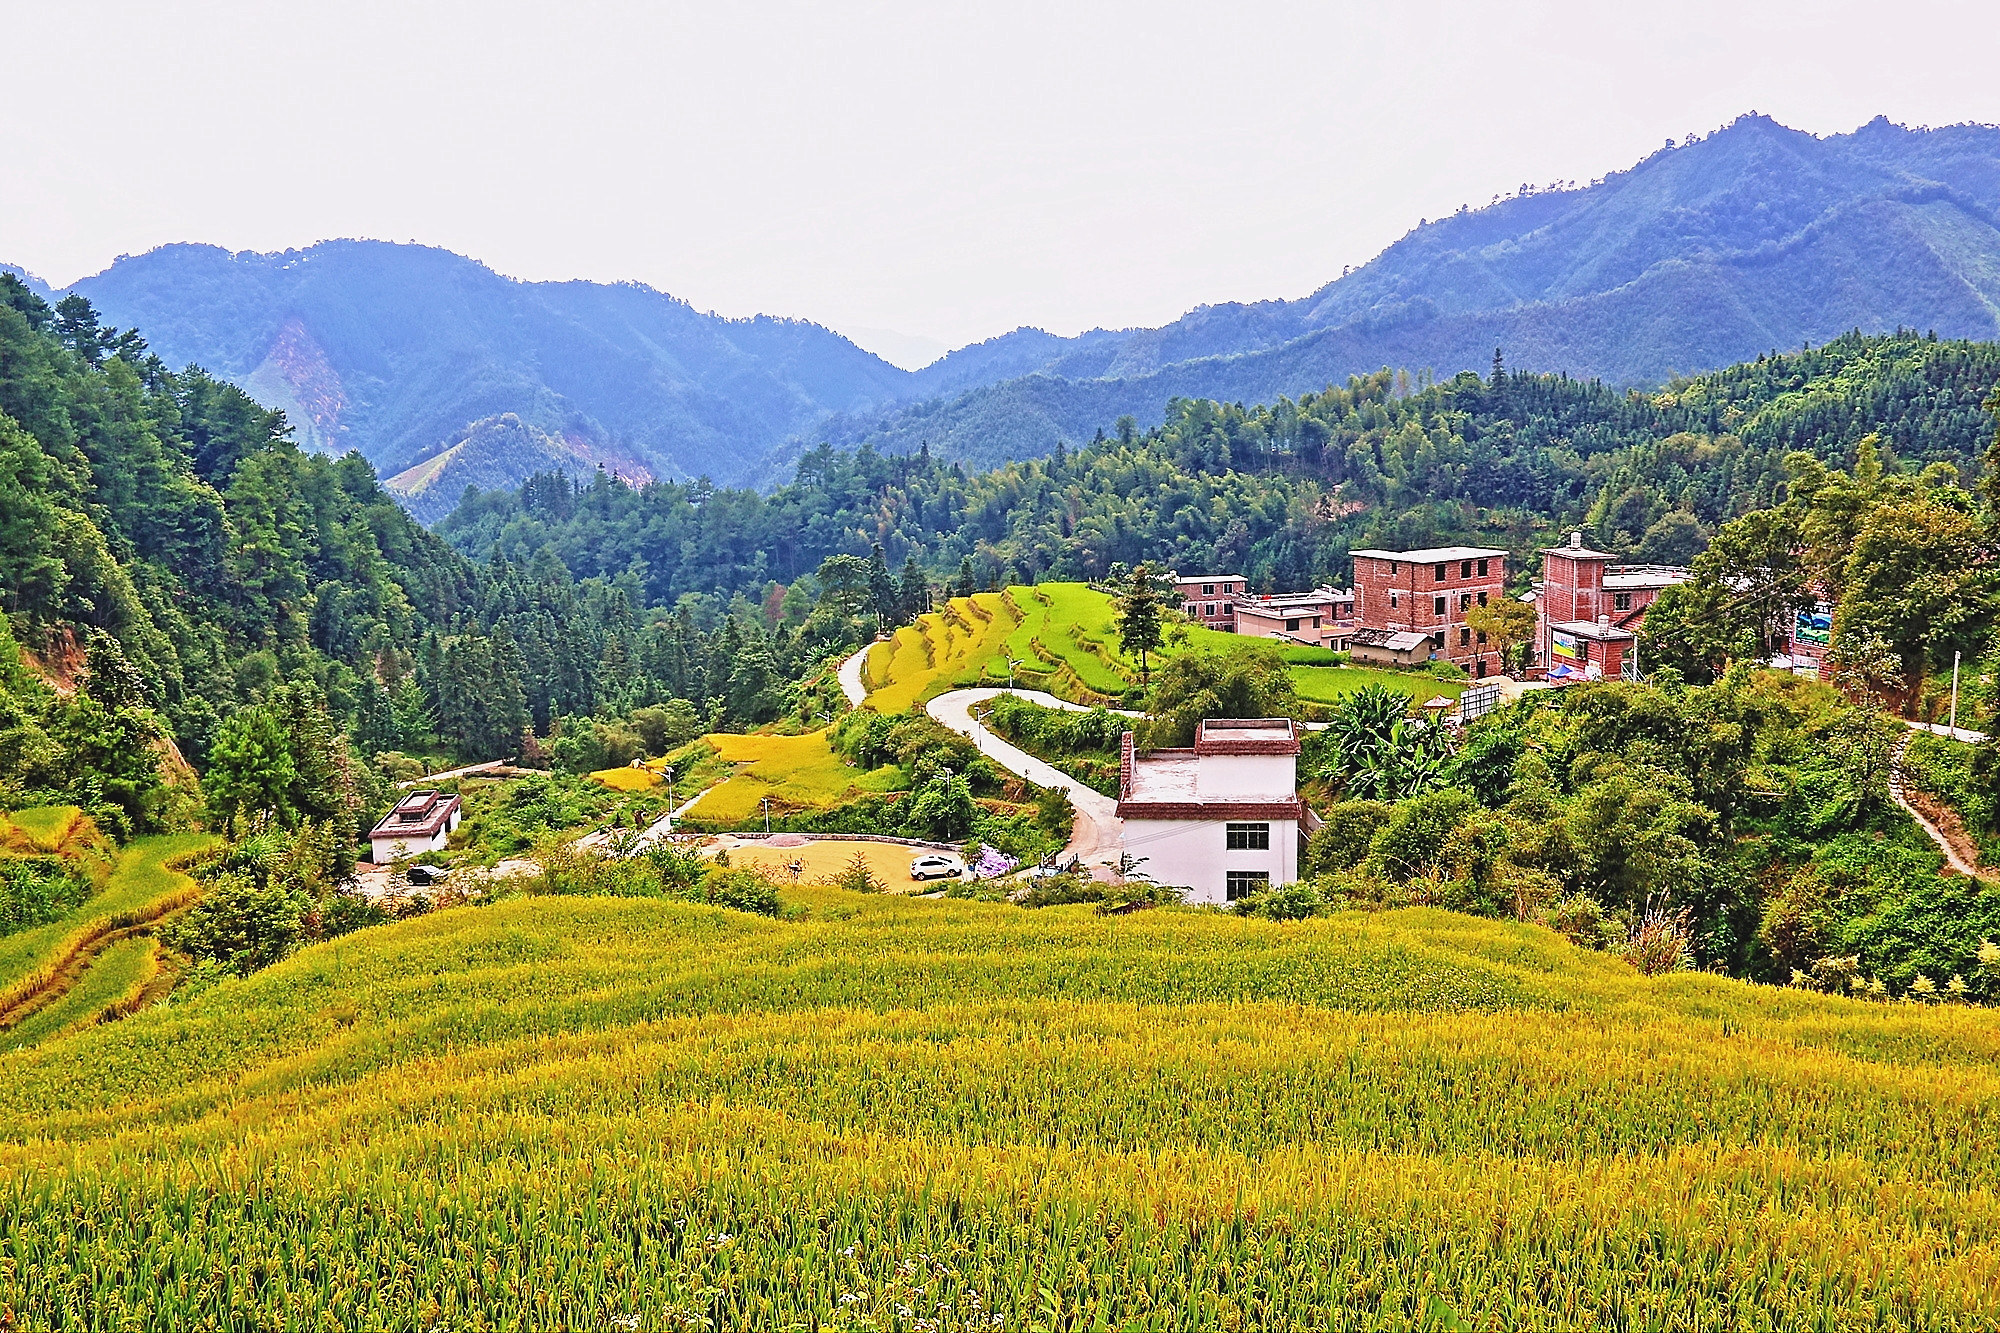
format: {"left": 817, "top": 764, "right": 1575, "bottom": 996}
{"left": 663, "top": 765, "right": 675, "bottom": 835}
{"left": 1950, "top": 649, "right": 1961, "bottom": 738}
{"left": 761, "top": 797, "right": 773, "bottom": 833}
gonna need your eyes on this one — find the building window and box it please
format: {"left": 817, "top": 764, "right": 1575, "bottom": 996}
{"left": 1615, "top": 592, "right": 1632, "bottom": 611}
{"left": 1433, "top": 596, "right": 1446, "bottom": 616}
{"left": 1225, "top": 869, "right": 1271, "bottom": 900}
{"left": 1460, "top": 627, "right": 1471, "bottom": 646}
{"left": 1390, "top": 593, "right": 1399, "bottom": 609}
{"left": 1478, "top": 591, "right": 1488, "bottom": 607}
{"left": 1202, "top": 583, "right": 1214, "bottom": 595}
{"left": 1460, "top": 593, "right": 1472, "bottom": 612}
{"left": 1460, "top": 560, "right": 1472, "bottom": 578}
{"left": 1225, "top": 822, "right": 1271, "bottom": 850}
{"left": 1185, "top": 603, "right": 1197, "bottom": 616}
{"left": 1390, "top": 561, "right": 1399, "bottom": 575}
{"left": 1285, "top": 617, "right": 1300, "bottom": 631}
{"left": 1434, "top": 563, "right": 1447, "bottom": 581}
{"left": 1478, "top": 558, "right": 1489, "bottom": 576}
{"left": 1205, "top": 603, "right": 1216, "bottom": 617}
{"left": 1477, "top": 630, "right": 1487, "bottom": 644}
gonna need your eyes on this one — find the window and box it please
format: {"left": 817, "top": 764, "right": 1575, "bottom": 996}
{"left": 1478, "top": 558, "right": 1489, "bottom": 577}
{"left": 1460, "top": 593, "right": 1472, "bottom": 612}
{"left": 1460, "top": 560, "right": 1472, "bottom": 578}
{"left": 1185, "top": 603, "right": 1197, "bottom": 616}
{"left": 1285, "top": 617, "right": 1300, "bottom": 631}
{"left": 1225, "top": 869, "right": 1271, "bottom": 900}
{"left": 1477, "top": 630, "right": 1487, "bottom": 644}
{"left": 1205, "top": 603, "right": 1216, "bottom": 617}
{"left": 1390, "top": 561, "right": 1399, "bottom": 575}
{"left": 1202, "top": 583, "right": 1214, "bottom": 595}
{"left": 1614, "top": 592, "right": 1632, "bottom": 611}
{"left": 1434, "top": 564, "right": 1447, "bottom": 581}
{"left": 1433, "top": 596, "right": 1446, "bottom": 616}
{"left": 1225, "top": 822, "right": 1270, "bottom": 850}
{"left": 1460, "top": 627, "right": 1472, "bottom": 646}
{"left": 1390, "top": 592, "right": 1399, "bottom": 609}
{"left": 1478, "top": 591, "right": 1488, "bottom": 607}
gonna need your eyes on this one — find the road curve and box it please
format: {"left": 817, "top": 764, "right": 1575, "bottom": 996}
{"left": 926, "top": 688, "right": 1128, "bottom": 866}
{"left": 837, "top": 644, "right": 872, "bottom": 707}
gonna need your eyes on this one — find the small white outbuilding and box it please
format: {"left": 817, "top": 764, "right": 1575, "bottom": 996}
{"left": 368, "top": 789, "right": 463, "bottom": 863}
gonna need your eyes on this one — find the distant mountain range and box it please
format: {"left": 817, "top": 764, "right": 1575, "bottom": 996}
{"left": 12, "top": 112, "right": 2000, "bottom": 502}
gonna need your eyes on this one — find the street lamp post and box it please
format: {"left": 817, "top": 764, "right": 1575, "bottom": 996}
{"left": 663, "top": 765, "right": 675, "bottom": 835}
{"left": 1006, "top": 654, "right": 1022, "bottom": 689}
{"left": 1950, "top": 649, "right": 1961, "bottom": 738}
{"left": 761, "top": 797, "right": 773, "bottom": 833}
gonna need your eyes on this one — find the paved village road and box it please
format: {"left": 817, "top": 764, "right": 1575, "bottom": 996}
{"left": 837, "top": 644, "right": 872, "bottom": 707}
{"left": 926, "top": 688, "right": 1134, "bottom": 867}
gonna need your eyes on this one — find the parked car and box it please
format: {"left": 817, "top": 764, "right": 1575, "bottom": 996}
{"left": 406, "top": 864, "right": 451, "bottom": 887}
{"left": 909, "top": 853, "right": 966, "bottom": 881}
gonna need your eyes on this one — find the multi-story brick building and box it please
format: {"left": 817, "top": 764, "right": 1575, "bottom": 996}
{"left": 1173, "top": 573, "right": 1246, "bottom": 633}
{"left": 1350, "top": 545, "right": 1508, "bottom": 676}
{"left": 1533, "top": 532, "right": 1689, "bottom": 675}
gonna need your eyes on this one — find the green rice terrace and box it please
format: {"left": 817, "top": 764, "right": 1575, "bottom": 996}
{"left": 862, "top": 582, "right": 1466, "bottom": 711}
{"left": 1, "top": 884, "right": 1997, "bottom": 1326}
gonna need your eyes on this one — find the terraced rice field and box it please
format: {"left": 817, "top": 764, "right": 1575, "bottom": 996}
{"left": 687, "top": 731, "right": 902, "bottom": 824}
{"left": 0, "top": 832, "right": 215, "bottom": 1029}
{"left": 863, "top": 591, "right": 1018, "bottom": 712}
{"left": 2, "top": 885, "right": 1997, "bottom": 1327}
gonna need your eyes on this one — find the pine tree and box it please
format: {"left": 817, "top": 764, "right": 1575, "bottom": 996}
{"left": 1115, "top": 562, "right": 1167, "bottom": 685}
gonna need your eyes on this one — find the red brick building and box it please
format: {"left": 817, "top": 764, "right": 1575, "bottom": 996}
{"left": 1350, "top": 545, "right": 1508, "bottom": 676}
{"left": 1533, "top": 532, "right": 1688, "bottom": 675}
{"left": 1173, "top": 573, "right": 1246, "bottom": 633}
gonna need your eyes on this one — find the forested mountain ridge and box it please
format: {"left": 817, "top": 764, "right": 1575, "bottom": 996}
{"left": 815, "top": 115, "right": 2000, "bottom": 470}
{"left": 441, "top": 329, "right": 2000, "bottom": 607}
{"left": 20, "top": 240, "right": 910, "bottom": 490}
{"left": 14, "top": 114, "right": 2000, "bottom": 498}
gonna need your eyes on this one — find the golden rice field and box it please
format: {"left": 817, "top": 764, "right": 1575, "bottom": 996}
{"left": 688, "top": 730, "right": 903, "bottom": 824}
{"left": 3, "top": 884, "right": 1998, "bottom": 1328}
{"left": 864, "top": 591, "right": 1019, "bottom": 712}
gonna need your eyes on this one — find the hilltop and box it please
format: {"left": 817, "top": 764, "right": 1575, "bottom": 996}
{"left": 16, "top": 114, "right": 2000, "bottom": 494}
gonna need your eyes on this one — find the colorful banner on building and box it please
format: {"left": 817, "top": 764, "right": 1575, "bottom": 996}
{"left": 1793, "top": 608, "right": 1831, "bottom": 648}
{"left": 1551, "top": 630, "right": 1582, "bottom": 664}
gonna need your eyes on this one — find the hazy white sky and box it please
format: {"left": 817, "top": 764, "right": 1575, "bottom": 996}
{"left": 5, "top": 1, "right": 1998, "bottom": 364}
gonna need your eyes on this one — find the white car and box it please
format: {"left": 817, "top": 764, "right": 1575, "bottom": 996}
{"left": 909, "top": 853, "right": 966, "bottom": 881}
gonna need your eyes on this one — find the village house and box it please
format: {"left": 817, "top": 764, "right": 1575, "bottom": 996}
{"left": 1233, "top": 587, "right": 1356, "bottom": 650}
{"left": 1173, "top": 572, "right": 1247, "bottom": 633}
{"left": 1532, "top": 532, "right": 1689, "bottom": 680}
{"left": 367, "top": 789, "right": 463, "bottom": 863}
{"left": 1350, "top": 545, "right": 1509, "bottom": 676}
{"left": 1116, "top": 718, "right": 1303, "bottom": 904}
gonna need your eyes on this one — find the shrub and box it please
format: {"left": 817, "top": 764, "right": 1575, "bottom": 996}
{"left": 1231, "top": 882, "right": 1329, "bottom": 920}
{"left": 1018, "top": 873, "right": 1104, "bottom": 908}
{"left": 1304, "top": 801, "right": 1391, "bottom": 876}
{"left": 830, "top": 851, "right": 884, "bottom": 895}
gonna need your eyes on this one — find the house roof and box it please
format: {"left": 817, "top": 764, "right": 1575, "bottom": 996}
{"left": 370, "top": 789, "right": 462, "bottom": 841}
{"left": 1604, "top": 564, "right": 1690, "bottom": 590}
{"left": 1173, "top": 573, "right": 1246, "bottom": 584}
{"left": 1195, "top": 717, "right": 1300, "bottom": 756}
{"left": 1351, "top": 546, "right": 1507, "bottom": 564}
{"left": 1543, "top": 540, "right": 1618, "bottom": 561}
{"left": 1351, "top": 628, "right": 1434, "bottom": 652}
{"left": 1550, "top": 619, "right": 1636, "bottom": 642}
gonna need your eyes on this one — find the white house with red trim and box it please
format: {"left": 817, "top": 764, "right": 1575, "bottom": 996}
{"left": 368, "top": 789, "right": 463, "bottom": 863}
{"left": 1116, "top": 718, "right": 1302, "bottom": 904}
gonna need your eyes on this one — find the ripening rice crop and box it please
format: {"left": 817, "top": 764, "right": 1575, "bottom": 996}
{"left": 865, "top": 592, "right": 1018, "bottom": 711}
{"left": 690, "top": 730, "right": 902, "bottom": 822}
{"left": 3, "top": 887, "right": 1999, "bottom": 1327}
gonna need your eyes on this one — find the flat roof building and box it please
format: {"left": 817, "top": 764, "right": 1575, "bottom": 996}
{"left": 1117, "top": 718, "right": 1303, "bottom": 905}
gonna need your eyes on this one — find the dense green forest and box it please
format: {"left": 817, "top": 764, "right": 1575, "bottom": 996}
{"left": 440, "top": 331, "right": 2000, "bottom": 601}
{"left": 0, "top": 278, "right": 880, "bottom": 836}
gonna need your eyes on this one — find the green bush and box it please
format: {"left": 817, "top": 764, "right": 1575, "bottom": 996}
{"left": 0, "top": 855, "right": 93, "bottom": 936}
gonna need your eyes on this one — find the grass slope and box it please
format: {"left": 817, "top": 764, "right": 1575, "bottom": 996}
{"left": 1, "top": 806, "right": 85, "bottom": 852}
{"left": 2, "top": 889, "right": 1997, "bottom": 1326}
{"left": 0, "top": 936, "right": 157, "bottom": 1054}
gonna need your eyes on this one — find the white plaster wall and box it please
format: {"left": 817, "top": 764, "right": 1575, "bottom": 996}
{"left": 371, "top": 829, "right": 447, "bottom": 861}
{"left": 1122, "top": 818, "right": 1297, "bottom": 905}
{"left": 1195, "top": 753, "right": 1296, "bottom": 799}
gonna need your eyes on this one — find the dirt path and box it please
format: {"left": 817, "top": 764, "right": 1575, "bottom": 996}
{"left": 1889, "top": 733, "right": 1981, "bottom": 878}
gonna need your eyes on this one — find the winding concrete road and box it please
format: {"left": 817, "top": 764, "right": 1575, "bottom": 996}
{"left": 926, "top": 687, "right": 1134, "bottom": 866}
{"left": 837, "top": 643, "right": 873, "bottom": 707}
{"left": 1889, "top": 732, "right": 1982, "bottom": 878}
